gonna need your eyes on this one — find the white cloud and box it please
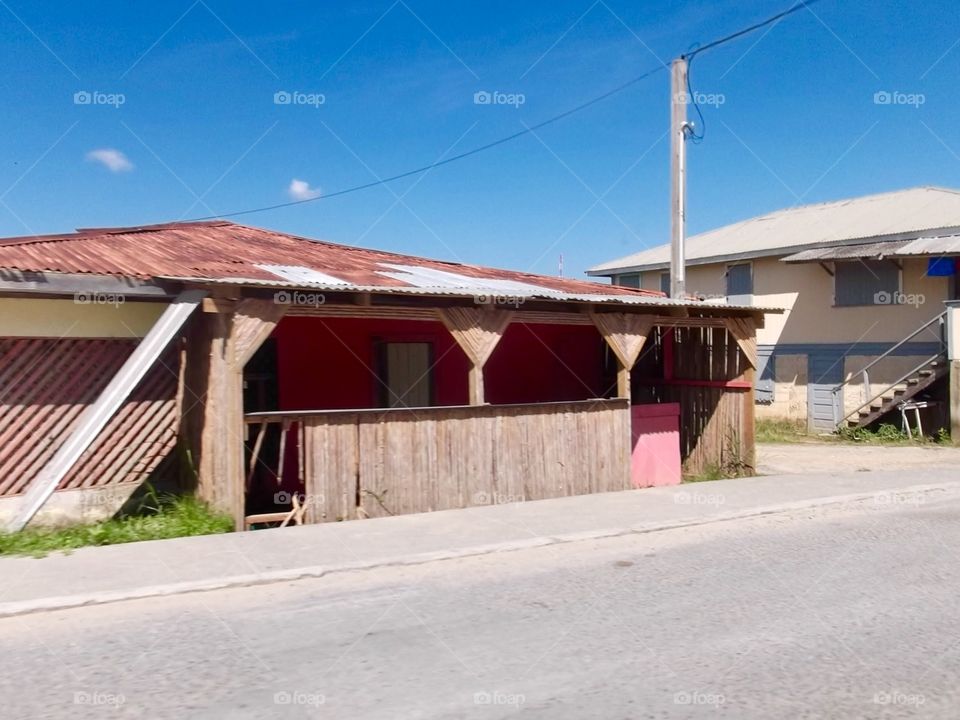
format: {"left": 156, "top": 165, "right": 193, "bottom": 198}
{"left": 86, "top": 148, "right": 133, "bottom": 173}
{"left": 288, "top": 178, "right": 321, "bottom": 200}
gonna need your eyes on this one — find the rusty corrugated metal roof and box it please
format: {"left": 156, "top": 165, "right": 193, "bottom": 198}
{"left": 0, "top": 220, "right": 665, "bottom": 301}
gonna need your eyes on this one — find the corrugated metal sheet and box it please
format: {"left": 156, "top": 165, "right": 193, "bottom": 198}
{"left": 781, "top": 240, "right": 910, "bottom": 263}
{"left": 894, "top": 234, "right": 960, "bottom": 256}
{"left": 161, "top": 274, "right": 784, "bottom": 312}
{"left": 589, "top": 186, "right": 960, "bottom": 273}
{"left": 0, "top": 338, "right": 178, "bottom": 497}
{"left": 0, "top": 220, "right": 662, "bottom": 301}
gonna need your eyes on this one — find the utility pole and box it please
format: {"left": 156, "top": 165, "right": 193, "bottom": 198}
{"left": 670, "top": 57, "right": 689, "bottom": 300}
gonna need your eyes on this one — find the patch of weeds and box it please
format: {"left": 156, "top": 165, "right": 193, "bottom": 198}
{"left": 837, "top": 423, "right": 918, "bottom": 444}
{"left": 0, "top": 492, "right": 233, "bottom": 558}
{"left": 683, "top": 464, "right": 727, "bottom": 483}
{"left": 756, "top": 418, "right": 811, "bottom": 443}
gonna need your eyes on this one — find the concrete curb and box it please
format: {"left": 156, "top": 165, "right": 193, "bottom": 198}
{"left": 1, "top": 480, "right": 957, "bottom": 619}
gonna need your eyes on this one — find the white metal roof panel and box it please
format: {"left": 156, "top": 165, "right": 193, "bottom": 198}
{"left": 589, "top": 186, "right": 960, "bottom": 274}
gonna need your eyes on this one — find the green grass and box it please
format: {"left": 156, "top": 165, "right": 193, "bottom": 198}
{"left": 0, "top": 493, "right": 233, "bottom": 558}
{"left": 757, "top": 417, "right": 951, "bottom": 446}
{"left": 683, "top": 465, "right": 730, "bottom": 483}
{"left": 755, "top": 418, "right": 811, "bottom": 443}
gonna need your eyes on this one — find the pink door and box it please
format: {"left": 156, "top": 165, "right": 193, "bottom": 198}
{"left": 630, "top": 403, "right": 682, "bottom": 487}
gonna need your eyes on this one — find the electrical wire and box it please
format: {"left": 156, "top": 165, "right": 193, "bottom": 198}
{"left": 683, "top": 0, "right": 820, "bottom": 60}
{"left": 184, "top": 0, "right": 820, "bottom": 222}
{"left": 681, "top": 0, "right": 820, "bottom": 143}
{"left": 187, "top": 65, "right": 667, "bottom": 222}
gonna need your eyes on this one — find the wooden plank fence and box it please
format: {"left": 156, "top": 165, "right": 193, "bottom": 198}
{"left": 250, "top": 399, "right": 630, "bottom": 523}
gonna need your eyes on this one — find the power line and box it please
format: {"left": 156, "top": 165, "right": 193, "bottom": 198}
{"left": 187, "top": 64, "right": 668, "bottom": 222}
{"left": 185, "top": 0, "right": 819, "bottom": 223}
{"left": 682, "top": 0, "right": 820, "bottom": 142}
{"left": 683, "top": 0, "right": 820, "bottom": 60}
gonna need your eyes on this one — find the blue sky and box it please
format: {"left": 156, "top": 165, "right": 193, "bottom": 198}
{"left": 1, "top": 0, "right": 958, "bottom": 278}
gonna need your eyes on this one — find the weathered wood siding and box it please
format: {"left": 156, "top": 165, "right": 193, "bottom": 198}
{"left": 290, "top": 399, "right": 629, "bottom": 522}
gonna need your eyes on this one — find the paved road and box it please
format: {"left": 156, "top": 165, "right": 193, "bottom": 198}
{"left": 3, "top": 495, "right": 960, "bottom": 719}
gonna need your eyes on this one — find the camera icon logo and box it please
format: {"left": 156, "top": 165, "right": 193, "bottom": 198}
{"left": 274, "top": 91, "right": 292, "bottom": 105}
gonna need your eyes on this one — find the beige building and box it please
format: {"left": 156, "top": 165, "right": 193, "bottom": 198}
{"left": 589, "top": 187, "right": 960, "bottom": 431}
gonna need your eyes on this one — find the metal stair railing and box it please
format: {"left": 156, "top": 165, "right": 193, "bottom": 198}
{"left": 831, "top": 310, "right": 947, "bottom": 427}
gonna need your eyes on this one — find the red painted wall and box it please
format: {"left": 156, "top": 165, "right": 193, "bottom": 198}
{"left": 485, "top": 323, "right": 607, "bottom": 403}
{"left": 274, "top": 317, "right": 470, "bottom": 410}
{"left": 272, "top": 317, "right": 608, "bottom": 411}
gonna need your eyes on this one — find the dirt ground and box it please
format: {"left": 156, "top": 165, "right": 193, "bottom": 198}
{"left": 757, "top": 441, "right": 960, "bottom": 476}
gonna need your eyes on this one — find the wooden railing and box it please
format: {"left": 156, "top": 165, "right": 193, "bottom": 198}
{"left": 245, "top": 399, "right": 631, "bottom": 523}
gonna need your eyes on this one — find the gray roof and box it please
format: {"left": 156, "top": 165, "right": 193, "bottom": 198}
{"left": 588, "top": 186, "right": 960, "bottom": 275}
{"left": 895, "top": 234, "right": 960, "bottom": 256}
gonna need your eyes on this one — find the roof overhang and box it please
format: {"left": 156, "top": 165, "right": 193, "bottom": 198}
{"left": 163, "top": 275, "right": 784, "bottom": 315}
{"left": 587, "top": 225, "right": 960, "bottom": 275}
{"left": 0, "top": 270, "right": 172, "bottom": 298}
{"left": 781, "top": 240, "right": 912, "bottom": 263}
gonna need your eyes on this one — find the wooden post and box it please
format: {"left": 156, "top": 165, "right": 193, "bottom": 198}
{"left": 590, "top": 313, "right": 655, "bottom": 401}
{"left": 188, "top": 298, "right": 287, "bottom": 530}
{"left": 468, "top": 364, "right": 485, "bottom": 405}
{"left": 725, "top": 316, "right": 758, "bottom": 472}
{"left": 438, "top": 307, "right": 513, "bottom": 405}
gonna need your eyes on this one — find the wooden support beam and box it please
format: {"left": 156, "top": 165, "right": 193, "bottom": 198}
{"left": 723, "top": 317, "right": 759, "bottom": 369}
{"left": 438, "top": 307, "right": 513, "bottom": 405}
{"left": 190, "top": 298, "right": 288, "bottom": 530}
{"left": 590, "top": 313, "right": 655, "bottom": 400}
{"left": 726, "top": 316, "right": 757, "bottom": 472}
{"left": 233, "top": 298, "right": 288, "bottom": 367}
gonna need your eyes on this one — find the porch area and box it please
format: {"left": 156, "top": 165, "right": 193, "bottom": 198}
{"left": 180, "top": 295, "right": 764, "bottom": 530}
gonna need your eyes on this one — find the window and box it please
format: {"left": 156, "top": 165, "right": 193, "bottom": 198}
{"left": 834, "top": 260, "right": 899, "bottom": 306}
{"left": 376, "top": 342, "right": 433, "bottom": 408}
{"left": 726, "top": 263, "right": 753, "bottom": 300}
{"left": 659, "top": 272, "right": 671, "bottom": 295}
{"left": 615, "top": 273, "right": 640, "bottom": 289}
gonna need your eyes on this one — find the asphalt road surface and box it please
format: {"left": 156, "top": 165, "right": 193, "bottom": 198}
{"left": 3, "top": 494, "right": 960, "bottom": 719}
